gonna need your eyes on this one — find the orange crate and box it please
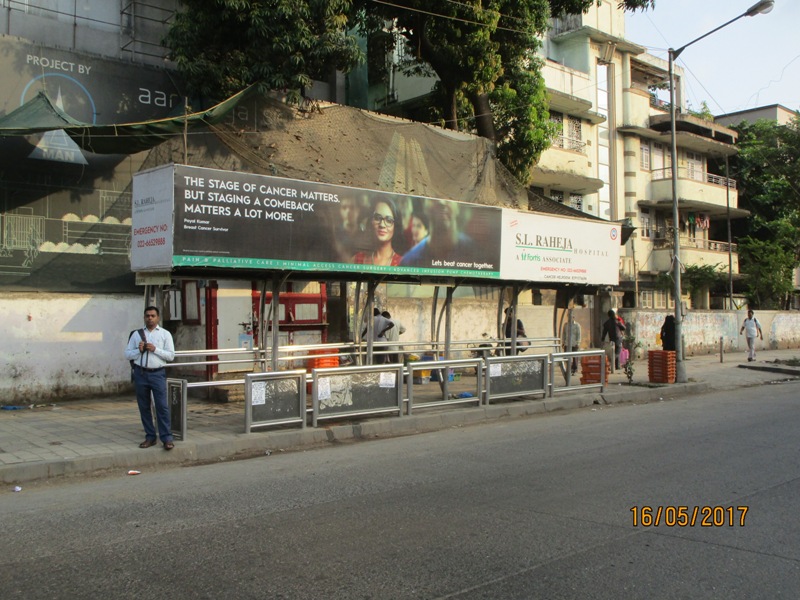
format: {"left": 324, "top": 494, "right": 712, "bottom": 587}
{"left": 648, "top": 350, "right": 676, "bottom": 383}
{"left": 580, "top": 355, "right": 610, "bottom": 383}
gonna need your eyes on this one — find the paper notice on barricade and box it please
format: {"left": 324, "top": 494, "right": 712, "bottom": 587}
{"left": 379, "top": 372, "right": 396, "bottom": 388}
{"left": 318, "top": 377, "right": 331, "bottom": 401}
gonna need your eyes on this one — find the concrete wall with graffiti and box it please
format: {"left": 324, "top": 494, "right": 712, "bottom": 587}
{"left": 618, "top": 309, "right": 800, "bottom": 357}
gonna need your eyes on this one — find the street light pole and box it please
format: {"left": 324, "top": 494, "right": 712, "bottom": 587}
{"left": 667, "top": 0, "right": 774, "bottom": 383}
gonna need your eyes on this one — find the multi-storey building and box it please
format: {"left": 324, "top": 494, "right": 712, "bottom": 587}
{"left": 0, "top": 1, "right": 750, "bottom": 401}
{"left": 365, "top": 2, "right": 745, "bottom": 312}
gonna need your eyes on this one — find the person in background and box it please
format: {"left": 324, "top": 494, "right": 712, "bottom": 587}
{"left": 352, "top": 197, "right": 403, "bottom": 266}
{"left": 124, "top": 306, "right": 176, "bottom": 450}
{"left": 382, "top": 310, "right": 406, "bottom": 364}
{"left": 362, "top": 308, "right": 394, "bottom": 364}
{"left": 660, "top": 314, "right": 676, "bottom": 352}
{"left": 562, "top": 317, "right": 582, "bottom": 374}
{"left": 503, "top": 307, "right": 529, "bottom": 355}
{"left": 601, "top": 309, "right": 625, "bottom": 370}
{"left": 739, "top": 309, "right": 763, "bottom": 362}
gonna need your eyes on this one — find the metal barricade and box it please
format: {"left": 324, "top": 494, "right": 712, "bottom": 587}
{"left": 406, "top": 357, "right": 483, "bottom": 414}
{"left": 548, "top": 349, "right": 607, "bottom": 396}
{"left": 484, "top": 353, "right": 549, "bottom": 403}
{"left": 167, "top": 378, "right": 188, "bottom": 440}
{"left": 164, "top": 341, "right": 606, "bottom": 433}
{"left": 245, "top": 370, "right": 307, "bottom": 432}
{"left": 311, "top": 364, "right": 404, "bottom": 427}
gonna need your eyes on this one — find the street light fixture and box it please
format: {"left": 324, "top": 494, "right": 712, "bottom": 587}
{"left": 667, "top": 0, "right": 774, "bottom": 383}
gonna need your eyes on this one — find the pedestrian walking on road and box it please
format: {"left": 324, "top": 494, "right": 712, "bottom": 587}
{"left": 125, "top": 306, "right": 176, "bottom": 450}
{"left": 739, "top": 309, "right": 763, "bottom": 362}
{"left": 601, "top": 309, "right": 626, "bottom": 370}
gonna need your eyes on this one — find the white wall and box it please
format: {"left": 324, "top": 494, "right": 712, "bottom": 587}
{"left": 619, "top": 309, "right": 800, "bottom": 357}
{"left": 2, "top": 293, "right": 143, "bottom": 404}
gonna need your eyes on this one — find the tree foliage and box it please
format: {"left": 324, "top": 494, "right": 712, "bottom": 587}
{"left": 731, "top": 116, "right": 800, "bottom": 308}
{"left": 353, "top": 0, "right": 654, "bottom": 182}
{"left": 164, "top": 0, "right": 655, "bottom": 181}
{"left": 164, "top": 0, "right": 363, "bottom": 104}
{"left": 737, "top": 234, "right": 796, "bottom": 309}
{"left": 656, "top": 263, "right": 725, "bottom": 297}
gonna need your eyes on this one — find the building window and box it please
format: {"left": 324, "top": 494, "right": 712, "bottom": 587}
{"left": 550, "top": 190, "right": 564, "bottom": 203}
{"left": 654, "top": 289, "right": 667, "bottom": 309}
{"left": 655, "top": 214, "right": 668, "bottom": 239}
{"left": 550, "top": 111, "right": 564, "bottom": 148}
{"left": 640, "top": 290, "right": 653, "bottom": 308}
{"left": 568, "top": 193, "right": 583, "bottom": 211}
{"left": 640, "top": 209, "right": 651, "bottom": 238}
{"left": 596, "top": 62, "right": 612, "bottom": 219}
{"left": 567, "top": 115, "right": 582, "bottom": 148}
{"left": 640, "top": 140, "right": 650, "bottom": 170}
{"left": 685, "top": 151, "right": 704, "bottom": 181}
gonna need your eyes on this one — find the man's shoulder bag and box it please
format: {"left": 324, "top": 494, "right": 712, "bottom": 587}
{"left": 129, "top": 329, "right": 146, "bottom": 381}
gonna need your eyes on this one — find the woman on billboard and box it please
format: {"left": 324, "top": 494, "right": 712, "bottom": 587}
{"left": 352, "top": 197, "right": 403, "bottom": 266}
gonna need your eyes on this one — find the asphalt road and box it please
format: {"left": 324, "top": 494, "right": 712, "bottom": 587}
{"left": 2, "top": 381, "right": 799, "bottom": 599}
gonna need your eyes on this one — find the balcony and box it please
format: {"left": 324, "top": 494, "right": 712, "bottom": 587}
{"left": 551, "top": 135, "right": 587, "bottom": 153}
{"left": 531, "top": 136, "right": 603, "bottom": 194}
{"left": 621, "top": 86, "right": 654, "bottom": 130}
{"left": 646, "top": 168, "right": 742, "bottom": 216}
{"left": 649, "top": 236, "right": 739, "bottom": 274}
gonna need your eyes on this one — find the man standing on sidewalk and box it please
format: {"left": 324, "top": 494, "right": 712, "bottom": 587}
{"left": 125, "top": 306, "right": 176, "bottom": 450}
{"left": 739, "top": 310, "right": 763, "bottom": 362}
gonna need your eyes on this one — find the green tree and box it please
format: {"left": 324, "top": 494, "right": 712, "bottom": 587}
{"left": 164, "top": 0, "right": 363, "bottom": 104}
{"left": 737, "top": 235, "right": 796, "bottom": 309}
{"left": 731, "top": 116, "right": 800, "bottom": 308}
{"left": 656, "top": 263, "right": 725, "bottom": 299}
{"left": 164, "top": 0, "right": 655, "bottom": 182}
{"left": 353, "top": 0, "right": 654, "bottom": 182}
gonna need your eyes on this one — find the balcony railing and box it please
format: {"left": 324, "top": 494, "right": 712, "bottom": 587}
{"left": 652, "top": 237, "right": 737, "bottom": 252}
{"left": 651, "top": 168, "right": 736, "bottom": 189}
{"left": 650, "top": 94, "right": 671, "bottom": 112}
{"left": 551, "top": 135, "right": 586, "bottom": 153}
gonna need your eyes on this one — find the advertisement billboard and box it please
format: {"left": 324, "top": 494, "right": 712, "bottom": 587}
{"left": 499, "top": 210, "right": 620, "bottom": 285}
{"left": 132, "top": 164, "right": 621, "bottom": 285}
{"left": 133, "top": 164, "right": 503, "bottom": 278}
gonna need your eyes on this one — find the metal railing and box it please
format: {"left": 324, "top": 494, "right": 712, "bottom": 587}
{"left": 169, "top": 336, "right": 563, "bottom": 376}
{"left": 551, "top": 135, "right": 587, "bottom": 153}
{"left": 165, "top": 339, "right": 602, "bottom": 434}
{"left": 651, "top": 167, "right": 737, "bottom": 189}
{"left": 652, "top": 237, "right": 737, "bottom": 253}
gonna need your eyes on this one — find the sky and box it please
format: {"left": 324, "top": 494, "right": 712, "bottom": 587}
{"left": 624, "top": 0, "right": 800, "bottom": 116}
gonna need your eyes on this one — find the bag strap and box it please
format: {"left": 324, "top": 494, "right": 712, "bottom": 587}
{"left": 138, "top": 328, "right": 146, "bottom": 341}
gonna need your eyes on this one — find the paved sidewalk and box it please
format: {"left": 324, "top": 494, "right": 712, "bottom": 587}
{"left": 2, "top": 349, "right": 798, "bottom": 485}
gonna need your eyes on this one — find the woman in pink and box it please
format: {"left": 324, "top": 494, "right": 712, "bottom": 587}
{"left": 352, "top": 197, "right": 403, "bottom": 266}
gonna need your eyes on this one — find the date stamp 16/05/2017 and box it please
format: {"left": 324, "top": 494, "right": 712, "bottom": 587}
{"left": 630, "top": 505, "right": 749, "bottom": 527}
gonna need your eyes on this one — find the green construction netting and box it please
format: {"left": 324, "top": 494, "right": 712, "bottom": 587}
{"left": 0, "top": 86, "right": 254, "bottom": 154}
